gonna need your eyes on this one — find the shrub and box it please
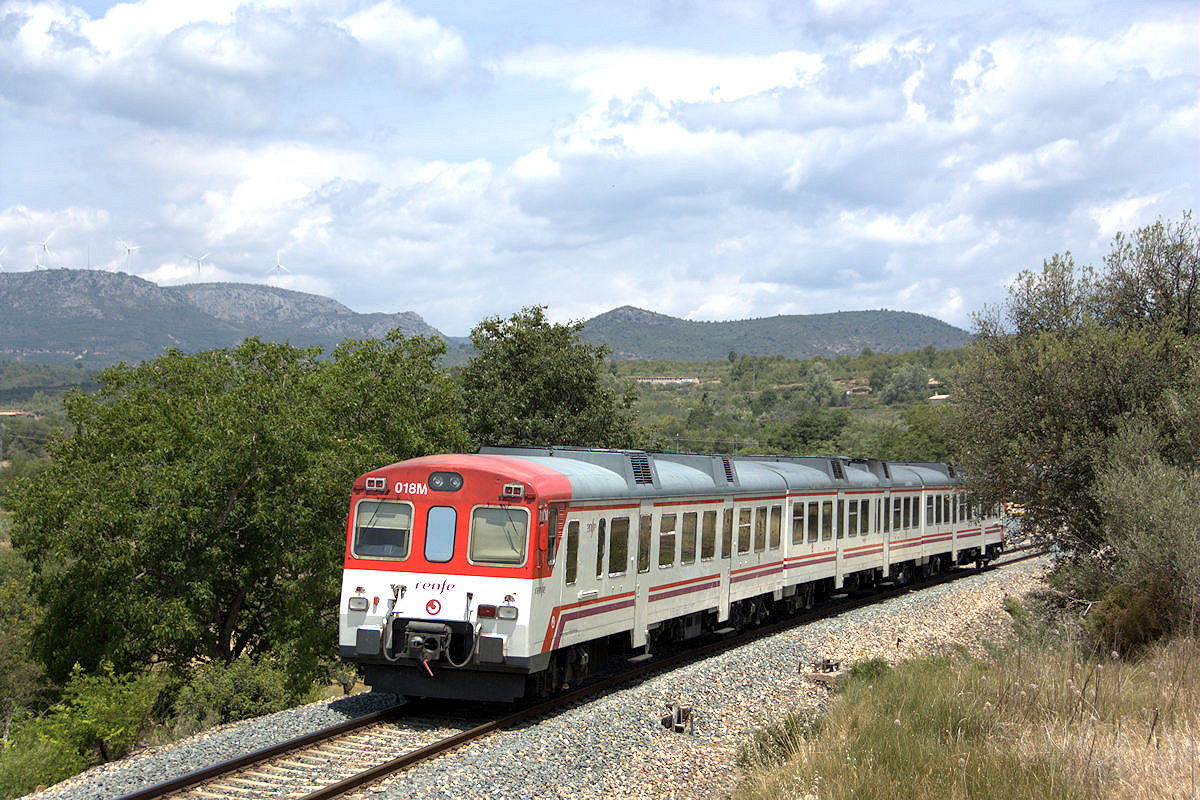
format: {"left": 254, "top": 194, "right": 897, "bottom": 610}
{"left": 172, "top": 656, "right": 309, "bottom": 733}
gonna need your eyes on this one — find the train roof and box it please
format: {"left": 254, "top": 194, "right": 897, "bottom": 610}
{"left": 477, "top": 446, "right": 961, "bottom": 502}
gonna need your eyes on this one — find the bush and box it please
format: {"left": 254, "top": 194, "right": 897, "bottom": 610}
{"left": 0, "top": 662, "right": 163, "bottom": 799}
{"left": 172, "top": 656, "right": 309, "bottom": 733}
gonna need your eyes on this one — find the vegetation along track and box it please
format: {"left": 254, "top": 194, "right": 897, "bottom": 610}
{"left": 118, "top": 546, "right": 1041, "bottom": 800}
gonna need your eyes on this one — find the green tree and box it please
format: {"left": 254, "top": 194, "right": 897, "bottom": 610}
{"left": 8, "top": 333, "right": 464, "bottom": 684}
{"left": 880, "top": 362, "right": 930, "bottom": 404}
{"left": 768, "top": 405, "right": 849, "bottom": 452}
{"left": 950, "top": 213, "right": 1200, "bottom": 643}
{"left": 460, "top": 306, "right": 639, "bottom": 447}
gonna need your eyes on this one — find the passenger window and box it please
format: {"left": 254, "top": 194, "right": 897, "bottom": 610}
{"left": 638, "top": 514, "right": 652, "bottom": 573}
{"left": 738, "top": 508, "right": 752, "bottom": 553}
{"left": 468, "top": 506, "right": 528, "bottom": 565}
{"left": 791, "top": 502, "right": 804, "bottom": 545}
{"left": 769, "top": 505, "right": 782, "bottom": 549}
{"left": 926, "top": 496, "right": 935, "bottom": 526}
{"left": 700, "top": 510, "right": 716, "bottom": 560}
{"left": 565, "top": 522, "right": 579, "bottom": 585}
{"left": 596, "top": 519, "right": 607, "bottom": 578}
{"left": 944, "top": 495, "right": 952, "bottom": 524}
{"left": 883, "top": 498, "right": 891, "bottom": 533}
{"left": 352, "top": 500, "right": 413, "bottom": 560}
{"left": 847, "top": 500, "right": 859, "bottom": 537}
{"left": 904, "top": 497, "right": 912, "bottom": 529}
{"left": 722, "top": 508, "right": 733, "bottom": 558}
{"left": 424, "top": 506, "right": 456, "bottom": 563}
{"left": 807, "top": 502, "right": 819, "bottom": 543}
{"left": 681, "top": 512, "right": 697, "bottom": 565}
{"left": 754, "top": 506, "right": 767, "bottom": 551}
{"left": 609, "top": 517, "right": 630, "bottom": 575}
{"left": 659, "top": 514, "right": 677, "bottom": 567}
{"left": 821, "top": 501, "right": 833, "bottom": 540}
{"left": 860, "top": 499, "right": 870, "bottom": 535}
{"left": 836, "top": 500, "right": 845, "bottom": 539}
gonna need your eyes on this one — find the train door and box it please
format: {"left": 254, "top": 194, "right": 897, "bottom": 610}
{"left": 632, "top": 500, "right": 654, "bottom": 648}
{"left": 834, "top": 491, "right": 845, "bottom": 589}
{"left": 717, "top": 497, "right": 734, "bottom": 622}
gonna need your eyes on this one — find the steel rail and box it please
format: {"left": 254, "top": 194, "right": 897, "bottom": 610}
{"left": 112, "top": 704, "right": 403, "bottom": 800}
{"left": 297, "top": 549, "right": 1045, "bottom": 800}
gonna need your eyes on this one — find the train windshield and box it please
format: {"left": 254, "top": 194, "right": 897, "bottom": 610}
{"left": 469, "top": 506, "right": 529, "bottom": 566}
{"left": 353, "top": 500, "right": 413, "bottom": 560}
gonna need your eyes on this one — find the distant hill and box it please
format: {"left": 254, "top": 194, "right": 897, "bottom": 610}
{"left": 0, "top": 270, "right": 969, "bottom": 368}
{"left": 0, "top": 270, "right": 453, "bottom": 367}
{"left": 581, "top": 306, "right": 970, "bottom": 360}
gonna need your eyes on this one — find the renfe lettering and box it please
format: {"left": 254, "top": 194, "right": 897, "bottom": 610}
{"left": 414, "top": 580, "right": 455, "bottom": 593}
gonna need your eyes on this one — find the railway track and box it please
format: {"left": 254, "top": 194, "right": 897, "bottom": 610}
{"left": 117, "top": 547, "right": 1044, "bottom": 800}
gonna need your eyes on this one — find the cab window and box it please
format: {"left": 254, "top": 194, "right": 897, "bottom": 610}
{"left": 468, "top": 506, "right": 528, "bottom": 566}
{"left": 425, "top": 506, "right": 456, "bottom": 563}
{"left": 352, "top": 500, "right": 413, "bottom": 560}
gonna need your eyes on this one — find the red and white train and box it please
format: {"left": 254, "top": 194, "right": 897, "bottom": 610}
{"left": 339, "top": 446, "right": 1004, "bottom": 702}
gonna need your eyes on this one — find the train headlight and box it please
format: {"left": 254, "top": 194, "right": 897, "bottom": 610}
{"left": 347, "top": 596, "right": 369, "bottom": 611}
{"left": 497, "top": 605, "right": 519, "bottom": 620}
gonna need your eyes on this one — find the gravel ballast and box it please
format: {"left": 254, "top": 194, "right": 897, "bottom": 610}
{"left": 26, "top": 558, "right": 1047, "bottom": 800}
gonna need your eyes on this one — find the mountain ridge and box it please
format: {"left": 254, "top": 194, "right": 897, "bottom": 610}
{"left": 0, "top": 270, "right": 969, "bottom": 366}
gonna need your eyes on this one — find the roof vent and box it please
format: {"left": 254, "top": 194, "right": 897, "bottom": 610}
{"left": 882, "top": 463, "right": 891, "bottom": 480}
{"left": 830, "top": 460, "right": 846, "bottom": 481}
{"left": 630, "top": 454, "right": 654, "bottom": 485}
{"left": 947, "top": 465, "right": 957, "bottom": 479}
{"left": 721, "top": 457, "right": 735, "bottom": 483}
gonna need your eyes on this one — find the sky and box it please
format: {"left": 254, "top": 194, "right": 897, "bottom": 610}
{"left": 0, "top": 1, "right": 1196, "bottom": 336}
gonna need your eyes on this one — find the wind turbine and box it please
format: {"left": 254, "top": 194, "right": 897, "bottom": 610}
{"left": 30, "top": 232, "right": 53, "bottom": 269}
{"left": 186, "top": 252, "right": 209, "bottom": 274}
{"left": 266, "top": 251, "right": 290, "bottom": 284}
{"left": 118, "top": 241, "right": 140, "bottom": 270}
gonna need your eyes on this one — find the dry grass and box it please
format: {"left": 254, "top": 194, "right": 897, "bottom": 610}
{"left": 733, "top": 635, "right": 1200, "bottom": 800}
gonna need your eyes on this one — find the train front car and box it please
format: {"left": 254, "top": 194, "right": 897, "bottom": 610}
{"left": 339, "top": 454, "right": 569, "bottom": 702}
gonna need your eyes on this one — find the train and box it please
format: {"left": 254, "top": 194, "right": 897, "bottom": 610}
{"left": 338, "top": 446, "right": 1005, "bottom": 702}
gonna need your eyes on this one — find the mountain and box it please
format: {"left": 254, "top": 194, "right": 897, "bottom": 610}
{"left": 0, "top": 270, "right": 451, "bottom": 367}
{"left": 581, "top": 306, "right": 970, "bottom": 360}
{"left": 0, "top": 270, "right": 969, "bottom": 368}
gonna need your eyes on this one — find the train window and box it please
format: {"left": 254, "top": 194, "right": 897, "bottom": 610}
{"left": 659, "top": 514, "right": 677, "bottom": 567}
{"left": 609, "top": 517, "right": 630, "bottom": 575}
{"left": 791, "top": 503, "right": 804, "bottom": 545}
{"left": 352, "top": 500, "right": 413, "bottom": 560}
{"left": 682, "top": 512, "right": 697, "bottom": 565}
{"left": 565, "top": 522, "right": 579, "bottom": 585}
{"left": 700, "top": 510, "right": 716, "bottom": 560}
{"left": 943, "top": 495, "right": 951, "bottom": 524}
{"left": 926, "top": 495, "right": 935, "bottom": 526}
{"left": 754, "top": 506, "right": 767, "bottom": 551}
{"left": 424, "top": 506, "right": 456, "bottom": 563}
{"left": 468, "top": 506, "right": 528, "bottom": 566}
{"left": 883, "top": 498, "right": 891, "bottom": 533}
{"left": 722, "top": 508, "right": 733, "bottom": 558}
{"left": 596, "top": 519, "right": 607, "bottom": 578}
{"left": 860, "top": 499, "right": 870, "bottom": 535}
{"left": 904, "top": 497, "right": 913, "bottom": 529}
{"left": 821, "top": 501, "right": 833, "bottom": 540}
{"left": 769, "top": 505, "right": 782, "bottom": 549}
{"left": 847, "top": 500, "right": 859, "bottom": 537}
{"left": 807, "top": 502, "right": 819, "bottom": 543}
{"left": 836, "top": 500, "right": 845, "bottom": 539}
{"left": 638, "top": 514, "right": 652, "bottom": 573}
{"left": 892, "top": 498, "right": 901, "bottom": 531}
{"left": 546, "top": 508, "right": 559, "bottom": 565}
{"left": 737, "top": 508, "right": 752, "bottom": 553}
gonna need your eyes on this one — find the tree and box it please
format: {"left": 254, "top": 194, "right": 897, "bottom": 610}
{"left": 767, "top": 405, "right": 849, "bottom": 452}
{"left": 879, "top": 362, "right": 930, "bottom": 404}
{"left": 460, "top": 306, "right": 639, "bottom": 448}
{"left": 950, "top": 213, "right": 1200, "bottom": 644}
{"left": 8, "top": 333, "right": 464, "bottom": 684}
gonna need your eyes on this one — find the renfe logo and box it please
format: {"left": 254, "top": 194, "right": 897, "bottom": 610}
{"left": 425, "top": 599, "right": 441, "bottom": 615}
{"left": 415, "top": 580, "right": 455, "bottom": 593}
